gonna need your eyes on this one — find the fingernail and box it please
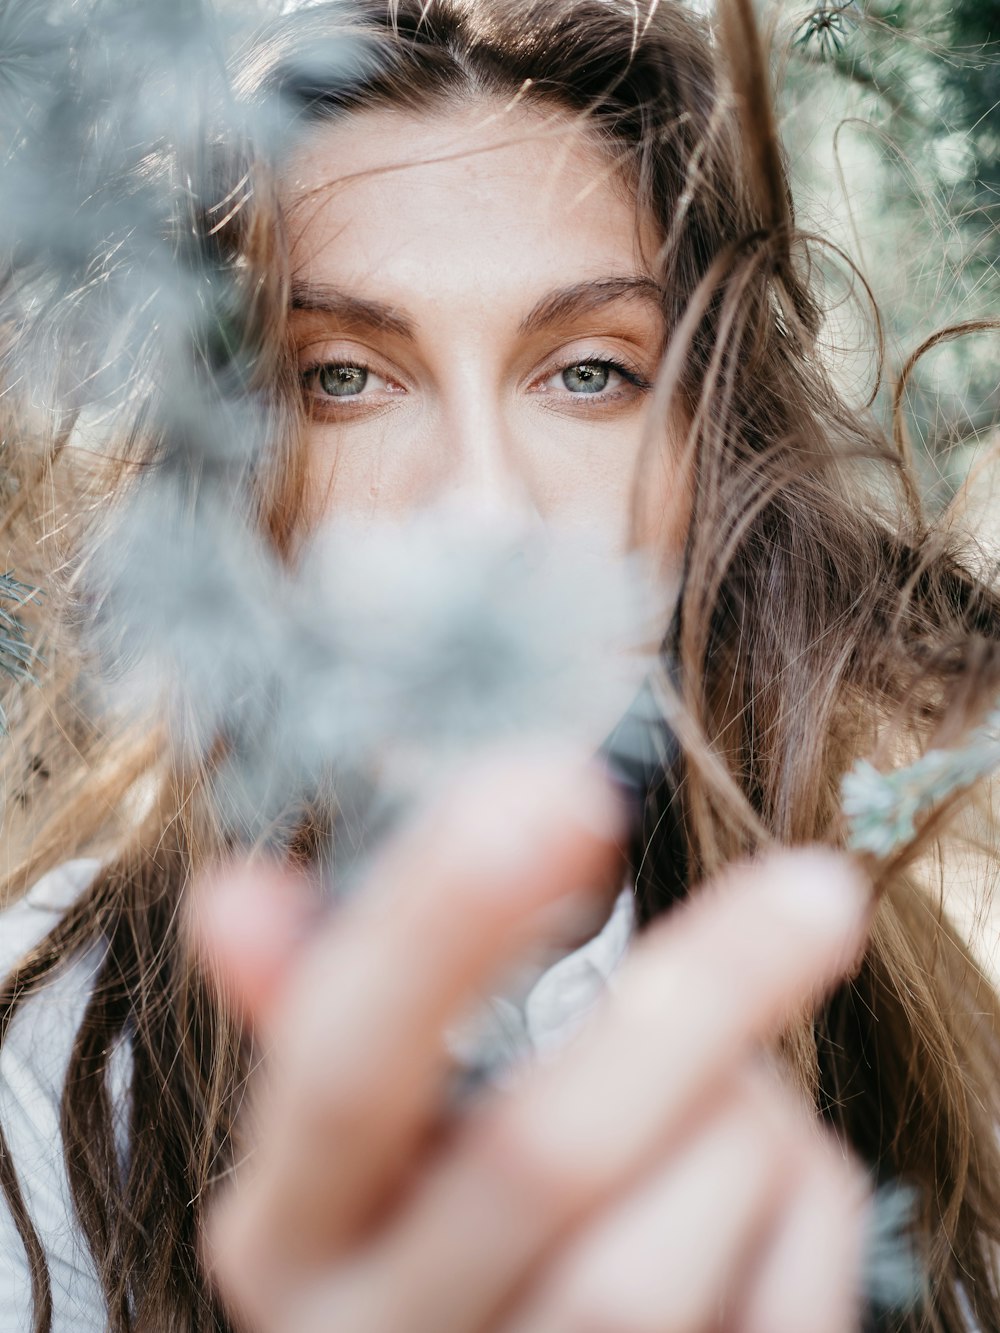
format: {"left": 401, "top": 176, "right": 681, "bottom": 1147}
{"left": 430, "top": 747, "right": 625, "bottom": 883}
{"left": 767, "top": 847, "right": 872, "bottom": 935}
{"left": 562, "top": 759, "right": 628, "bottom": 843}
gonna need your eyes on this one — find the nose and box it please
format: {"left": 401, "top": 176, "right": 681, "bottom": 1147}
{"left": 432, "top": 386, "right": 543, "bottom": 529}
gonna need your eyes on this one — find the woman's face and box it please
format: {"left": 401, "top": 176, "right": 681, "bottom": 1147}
{"left": 285, "top": 102, "right": 689, "bottom": 556}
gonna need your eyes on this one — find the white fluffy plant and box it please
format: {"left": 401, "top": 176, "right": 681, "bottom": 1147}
{"left": 843, "top": 713, "right": 1000, "bottom": 859}
{"left": 96, "top": 489, "right": 667, "bottom": 866}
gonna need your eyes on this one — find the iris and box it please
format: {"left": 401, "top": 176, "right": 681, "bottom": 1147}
{"left": 318, "top": 364, "right": 368, "bottom": 396}
{"left": 562, "top": 362, "right": 610, "bottom": 393}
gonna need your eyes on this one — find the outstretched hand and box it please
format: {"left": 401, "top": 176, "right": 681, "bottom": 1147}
{"left": 191, "top": 749, "right": 872, "bottom": 1333}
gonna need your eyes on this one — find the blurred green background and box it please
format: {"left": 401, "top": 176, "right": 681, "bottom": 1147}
{"left": 766, "top": 1, "right": 1000, "bottom": 507}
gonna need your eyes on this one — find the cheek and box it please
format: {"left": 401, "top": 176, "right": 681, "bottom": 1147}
{"left": 301, "top": 419, "right": 447, "bottom": 526}
{"left": 555, "top": 405, "right": 692, "bottom": 567}
{"left": 630, "top": 414, "right": 694, "bottom": 568}
{"left": 502, "top": 400, "right": 675, "bottom": 543}
{"left": 298, "top": 400, "right": 692, "bottom": 559}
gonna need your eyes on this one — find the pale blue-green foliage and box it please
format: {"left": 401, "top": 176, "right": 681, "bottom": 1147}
{"left": 98, "top": 485, "right": 660, "bottom": 855}
{"left": 792, "top": 1, "right": 863, "bottom": 61}
{"left": 780, "top": 0, "right": 1000, "bottom": 856}
{"left": 0, "top": 0, "right": 301, "bottom": 722}
{"left": 843, "top": 718, "right": 1000, "bottom": 856}
{"left": 0, "top": 0, "right": 664, "bottom": 861}
{"left": 773, "top": 0, "right": 1000, "bottom": 499}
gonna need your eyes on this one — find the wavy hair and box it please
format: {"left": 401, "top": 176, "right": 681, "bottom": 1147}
{"left": 1, "top": 1, "right": 999, "bottom": 1329}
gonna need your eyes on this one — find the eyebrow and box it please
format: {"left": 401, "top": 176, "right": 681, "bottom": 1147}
{"left": 290, "top": 280, "right": 417, "bottom": 340}
{"left": 518, "top": 276, "right": 664, "bottom": 334}
{"left": 288, "top": 274, "right": 663, "bottom": 340}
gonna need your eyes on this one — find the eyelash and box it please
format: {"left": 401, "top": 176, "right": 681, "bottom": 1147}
{"left": 298, "top": 354, "right": 654, "bottom": 410}
{"left": 555, "top": 355, "right": 653, "bottom": 393}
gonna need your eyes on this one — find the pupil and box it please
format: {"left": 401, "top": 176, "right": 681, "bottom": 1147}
{"left": 318, "top": 364, "right": 368, "bottom": 397}
{"left": 563, "top": 363, "right": 609, "bottom": 394}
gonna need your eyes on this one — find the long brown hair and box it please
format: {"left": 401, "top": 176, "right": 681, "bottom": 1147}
{"left": 2, "top": 2, "right": 1000, "bottom": 1329}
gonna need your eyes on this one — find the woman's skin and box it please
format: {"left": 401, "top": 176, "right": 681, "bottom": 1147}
{"left": 192, "top": 104, "right": 873, "bottom": 1332}
{"left": 287, "top": 105, "right": 688, "bottom": 553}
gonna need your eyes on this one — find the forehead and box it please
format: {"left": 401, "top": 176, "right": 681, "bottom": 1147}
{"left": 282, "top": 103, "right": 659, "bottom": 298}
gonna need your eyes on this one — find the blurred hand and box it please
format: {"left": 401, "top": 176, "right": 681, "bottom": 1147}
{"left": 191, "top": 750, "right": 872, "bottom": 1333}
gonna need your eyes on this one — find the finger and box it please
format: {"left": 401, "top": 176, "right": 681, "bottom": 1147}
{"left": 498, "top": 1070, "right": 796, "bottom": 1333}
{"left": 341, "top": 848, "right": 870, "bottom": 1333}
{"left": 735, "top": 1139, "right": 867, "bottom": 1333}
{"left": 205, "top": 747, "right": 624, "bottom": 1297}
{"left": 190, "top": 860, "right": 322, "bottom": 1021}
{"left": 495, "top": 845, "right": 871, "bottom": 1198}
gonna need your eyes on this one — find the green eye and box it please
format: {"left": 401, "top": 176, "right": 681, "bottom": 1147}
{"left": 317, "top": 364, "right": 368, "bottom": 397}
{"left": 561, "top": 363, "right": 611, "bottom": 394}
